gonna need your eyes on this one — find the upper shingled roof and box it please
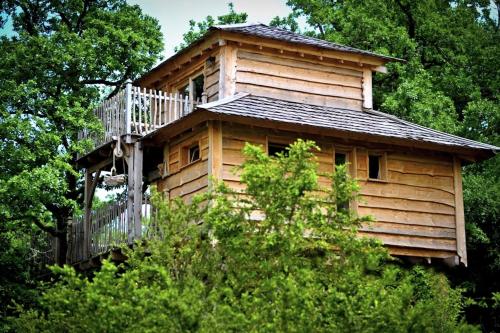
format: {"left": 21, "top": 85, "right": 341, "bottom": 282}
{"left": 211, "top": 23, "right": 402, "bottom": 62}
{"left": 197, "top": 93, "right": 498, "bottom": 154}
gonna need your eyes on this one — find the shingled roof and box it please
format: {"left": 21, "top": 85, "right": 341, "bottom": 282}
{"left": 211, "top": 23, "right": 401, "bottom": 62}
{"left": 196, "top": 93, "right": 498, "bottom": 155}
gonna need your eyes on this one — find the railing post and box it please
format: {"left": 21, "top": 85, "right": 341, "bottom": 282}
{"left": 125, "top": 80, "right": 132, "bottom": 135}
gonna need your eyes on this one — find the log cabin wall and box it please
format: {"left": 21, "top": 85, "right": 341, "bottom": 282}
{"left": 156, "top": 124, "right": 210, "bottom": 202}
{"left": 218, "top": 122, "right": 464, "bottom": 261}
{"left": 232, "top": 47, "right": 364, "bottom": 110}
{"left": 149, "top": 48, "right": 220, "bottom": 99}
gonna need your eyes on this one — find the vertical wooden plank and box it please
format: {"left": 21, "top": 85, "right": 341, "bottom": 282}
{"left": 453, "top": 156, "right": 467, "bottom": 266}
{"left": 350, "top": 147, "right": 359, "bottom": 214}
{"left": 133, "top": 141, "right": 143, "bottom": 239}
{"left": 168, "top": 93, "right": 173, "bottom": 124}
{"left": 219, "top": 43, "right": 237, "bottom": 99}
{"left": 173, "top": 92, "right": 178, "bottom": 121}
{"left": 362, "top": 68, "right": 372, "bottom": 109}
{"left": 208, "top": 120, "right": 223, "bottom": 185}
{"left": 127, "top": 144, "right": 135, "bottom": 244}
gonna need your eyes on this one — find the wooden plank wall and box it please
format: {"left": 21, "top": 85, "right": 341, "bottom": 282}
{"left": 234, "top": 49, "right": 364, "bottom": 110}
{"left": 204, "top": 54, "right": 220, "bottom": 102}
{"left": 219, "top": 123, "right": 460, "bottom": 260}
{"left": 356, "top": 149, "right": 458, "bottom": 258}
{"left": 157, "top": 127, "right": 210, "bottom": 202}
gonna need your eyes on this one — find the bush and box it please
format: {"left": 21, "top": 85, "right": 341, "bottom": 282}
{"left": 10, "top": 140, "right": 477, "bottom": 332}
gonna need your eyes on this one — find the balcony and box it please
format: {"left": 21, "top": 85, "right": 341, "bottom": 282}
{"left": 68, "top": 196, "right": 157, "bottom": 264}
{"left": 79, "top": 83, "right": 203, "bottom": 153}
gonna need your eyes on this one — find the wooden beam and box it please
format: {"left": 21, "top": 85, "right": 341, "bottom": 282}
{"left": 208, "top": 120, "right": 223, "bottom": 184}
{"left": 133, "top": 142, "right": 143, "bottom": 240}
{"left": 126, "top": 144, "right": 135, "bottom": 243}
{"left": 218, "top": 44, "right": 237, "bottom": 98}
{"left": 219, "top": 31, "right": 387, "bottom": 66}
{"left": 362, "top": 68, "right": 373, "bottom": 109}
{"left": 453, "top": 156, "right": 467, "bottom": 266}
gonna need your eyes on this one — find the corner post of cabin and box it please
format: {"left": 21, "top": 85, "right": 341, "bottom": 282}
{"left": 125, "top": 80, "right": 132, "bottom": 136}
{"left": 218, "top": 39, "right": 237, "bottom": 99}
{"left": 133, "top": 141, "right": 143, "bottom": 239}
{"left": 208, "top": 120, "right": 222, "bottom": 186}
{"left": 362, "top": 68, "right": 373, "bottom": 110}
{"left": 453, "top": 156, "right": 467, "bottom": 266}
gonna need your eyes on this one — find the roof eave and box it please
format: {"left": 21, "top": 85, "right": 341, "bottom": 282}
{"left": 141, "top": 107, "right": 497, "bottom": 162}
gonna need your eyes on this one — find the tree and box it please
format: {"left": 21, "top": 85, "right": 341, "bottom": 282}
{"left": 175, "top": 2, "right": 247, "bottom": 51}
{"left": 272, "top": 1, "right": 500, "bottom": 330}
{"left": 10, "top": 140, "right": 477, "bottom": 332}
{"left": 0, "top": 0, "right": 163, "bottom": 322}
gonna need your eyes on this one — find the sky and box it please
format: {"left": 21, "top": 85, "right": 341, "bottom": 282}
{"left": 1, "top": 1, "right": 296, "bottom": 58}
{"left": 128, "top": 0, "right": 295, "bottom": 59}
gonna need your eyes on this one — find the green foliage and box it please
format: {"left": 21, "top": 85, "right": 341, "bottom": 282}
{"left": 175, "top": 3, "right": 247, "bottom": 52}
{"left": 0, "top": 0, "right": 163, "bottom": 325}
{"left": 273, "top": 1, "right": 500, "bottom": 329}
{"left": 10, "top": 141, "right": 476, "bottom": 332}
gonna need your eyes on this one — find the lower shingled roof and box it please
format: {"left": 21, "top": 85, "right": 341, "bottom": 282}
{"left": 197, "top": 93, "right": 498, "bottom": 154}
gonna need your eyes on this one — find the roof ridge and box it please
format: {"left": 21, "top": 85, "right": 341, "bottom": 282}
{"left": 213, "top": 22, "right": 265, "bottom": 29}
{"left": 365, "top": 109, "right": 499, "bottom": 151}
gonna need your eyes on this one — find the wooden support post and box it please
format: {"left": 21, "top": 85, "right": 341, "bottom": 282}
{"left": 127, "top": 145, "right": 135, "bottom": 244}
{"left": 133, "top": 141, "right": 143, "bottom": 239}
{"left": 83, "top": 169, "right": 101, "bottom": 261}
{"left": 362, "top": 68, "right": 373, "bottom": 110}
{"left": 453, "top": 156, "right": 467, "bottom": 266}
{"left": 219, "top": 44, "right": 237, "bottom": 98}
{"left": 350, "top": 147, "right": 359, "bottom": 214}
{"left": 208, "top": 120, "right": 222, "bottom": 186}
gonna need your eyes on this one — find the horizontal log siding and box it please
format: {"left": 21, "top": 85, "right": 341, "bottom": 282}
{"left": 357, "top": 149, "right": 457, "bottom": 255}
{"left": 235, "top": 50, "right": 363, "bottom": 110}
{"left": 204, "top": 54, "right": 220, "bottom": 102}
{"left": 157, "top": 128, "right": 210, "bottom": 202}
{"left": 220, "top": 123, "right": 459, "bottom": 259}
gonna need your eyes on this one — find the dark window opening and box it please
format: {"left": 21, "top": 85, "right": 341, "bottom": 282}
{"left": 368, "top": 155, "right": 381, "bottom": 179}
{"left": 268, "top": 143, "right": 288, "bottom": 157}
{"left": 188, "top": 144, "right": 200, "bottom": 164}
{"left": 335, "top": 152, "right": 347, "bottom": 166}
{"left": 193, "top": 74, "right": 204, "bottom": 102}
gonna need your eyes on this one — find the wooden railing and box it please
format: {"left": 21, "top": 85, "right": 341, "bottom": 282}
{"left": 68, "top": 195, "right": 156, "bottom": 264}
{"left": 79, "top": 83, "right": 201, "bottom": 150}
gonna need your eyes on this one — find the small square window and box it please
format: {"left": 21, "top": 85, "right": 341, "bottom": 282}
{"left": 368, "top": 155, "right": 381, "bottom": 179}
{"left": 335, "top": 152, "right": 347, "bottom": 166}
{"left": 268, "top": 143, "right": 288, "bottom": 157}
{"left": 181, "top": 142, "right": 200, "bottom": 166}
{"left": 188, "top": 144, "right": 200, "bottom": 164}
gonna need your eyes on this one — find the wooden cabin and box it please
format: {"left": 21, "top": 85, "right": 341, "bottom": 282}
{"left": 75, "top": 23, "right": 498, "bottom": 268}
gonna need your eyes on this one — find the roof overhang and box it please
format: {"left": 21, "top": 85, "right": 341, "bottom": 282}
{"left": 135, "top": 24, "right": 403, "bottom": 88}
{"left": 142, "top": 106, "right": 497, "bottom": 163}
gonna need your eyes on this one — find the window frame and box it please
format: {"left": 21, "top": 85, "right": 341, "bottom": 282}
{"left": 174, "top": 70, "right": 205, "bottom": 109}
{"left": 333, "top": 145, "right": 355, "bottom": 176}
{"left": 180, "top": 140, "right": 202, "bottom": 168}
{"left": 367, "top": 151, "right": 387, "bottom": 182}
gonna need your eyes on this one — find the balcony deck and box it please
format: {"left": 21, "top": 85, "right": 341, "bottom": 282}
{"left": 78, "top": 83, "right": 201, "bottom": 154}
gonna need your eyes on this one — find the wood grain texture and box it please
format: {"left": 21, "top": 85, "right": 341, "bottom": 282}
{"left": 453, "top": 157, "right": 467, "bottom": 266}
{"left": 235, "top": 50, "right": 363, "bottom": 110}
